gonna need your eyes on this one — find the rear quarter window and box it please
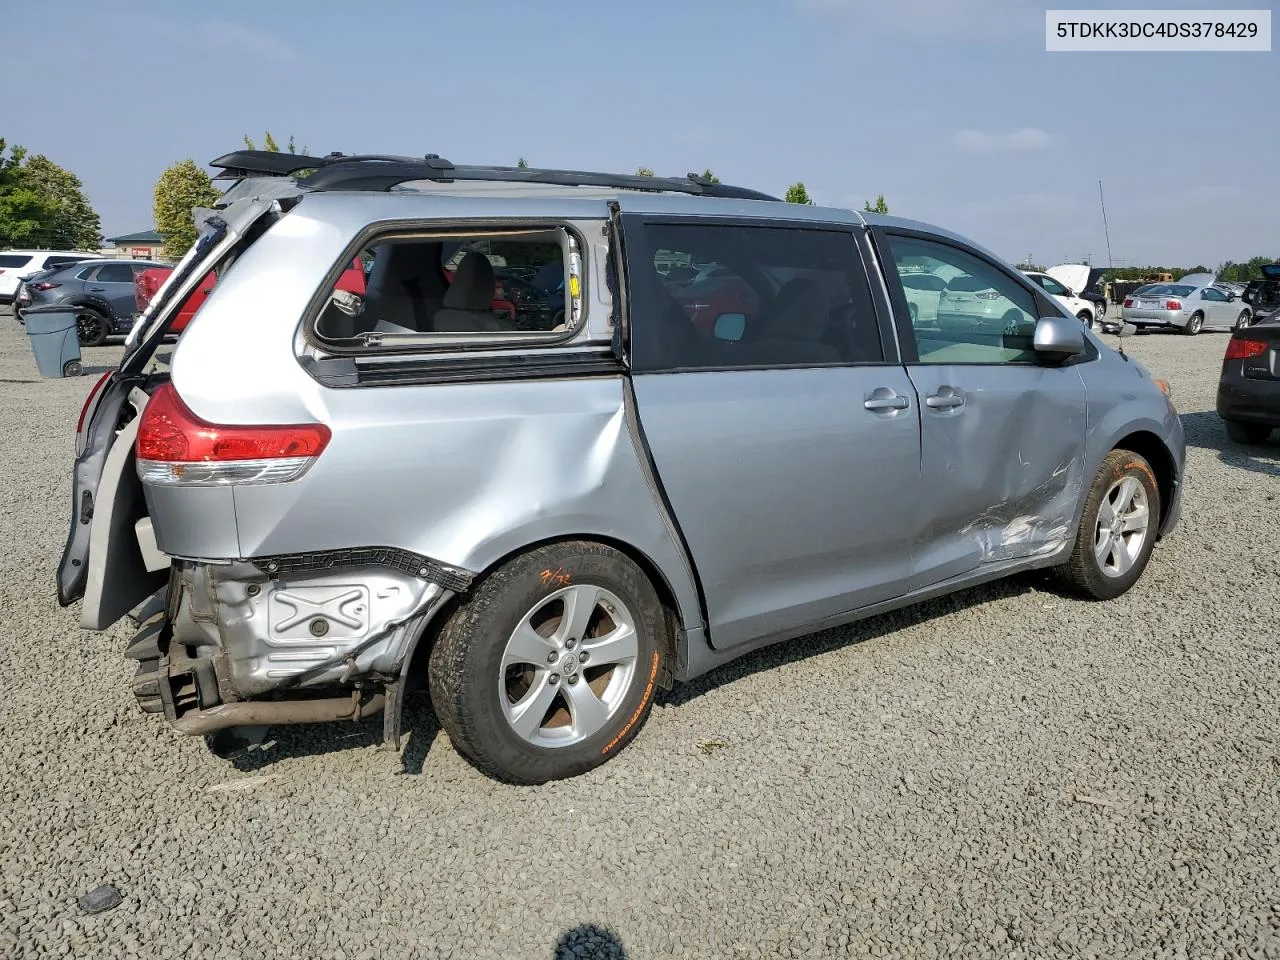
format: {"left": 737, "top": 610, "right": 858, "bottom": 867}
{"left": 310, "top": 225, "right": 580, "bottom": 349}
{"left": 0, "top": 254, "right": 33, "bottom": 268}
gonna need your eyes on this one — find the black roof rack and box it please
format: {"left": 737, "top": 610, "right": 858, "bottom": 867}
{"left": 209, "top": 150, "right": 346, "bottom": 179}
{"left": 208, "top": 151, "right": 775, "bottom": 201}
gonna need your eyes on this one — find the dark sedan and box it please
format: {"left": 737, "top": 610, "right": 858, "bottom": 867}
{"left": 1217, "top": 313, "right": 1280, "bottom": 444}
{"left": 15, "top": 258, "right": 166, "bottom": 345}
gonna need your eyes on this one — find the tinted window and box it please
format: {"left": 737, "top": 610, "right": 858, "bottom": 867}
{"left": 629, "top": 223, "right": 882, "bottom": 372}
{"left": 45, "top": 256, "right": 89, "bottom": 268}
{"left": 95, "top": 263, "right": 137, "bottom": 283}
{"left": 1200, "top": 287, "right": 1227, "bottom": 301}
{"left": 0, "top": 254, "right": 33, "bottom": 268}
{"left": 1035, "top": 274, "right": 1070, "bottom": 296}
{"left": 885, "top": 234, "right": 1038, "bottom": 364}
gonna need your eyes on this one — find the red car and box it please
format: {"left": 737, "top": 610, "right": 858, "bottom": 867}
{"left": 134, "top": 259, "right": 369, "bottom": 333}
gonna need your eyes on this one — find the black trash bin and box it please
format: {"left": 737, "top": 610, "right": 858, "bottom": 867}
{"left": 23, "top": 305, "right": 83, "bottom": 378}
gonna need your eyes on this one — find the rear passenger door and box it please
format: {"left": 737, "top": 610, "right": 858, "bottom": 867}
{"left": 88, "top": 262, "right": 142, "bottom": 318}
{"left": 622, "top": 216, "right": 922, "bottom": 651}
{"left": 874, "top": 229, "right": 1089, "bottom": 587}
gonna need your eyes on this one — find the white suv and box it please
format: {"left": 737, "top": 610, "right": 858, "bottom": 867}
{"left": 0, "top": 250, "right": 98, "bottom": 306}
{"left": 1022, "top": 270, "right": 1102, "bottom": 330}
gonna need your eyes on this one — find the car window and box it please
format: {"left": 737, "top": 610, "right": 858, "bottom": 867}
{"left": 94, "top": 263, "right": 136, "bottom": 283}
{"left": 45, "top": 256, "right": 88, "bottom": 268}
{"left": 629, "top": 223, "right": 883, "bottom": 372}
{"left": 885, "top": 234, "right": 1039, "bottom": 365}
{"left": 313, "top": 227, "right": 571, "bottom": 343}
{"left": 74, "top": 265, "right": 97, "bottom": 280}
{"left": 0, "top": 254, "right": 33, "bottom": 268}
{"left": 1036, "top": 274, "right": 1070, "bottom": 296}
{"left": 1201, "top": 287, "right": 1226, "bottom": 302}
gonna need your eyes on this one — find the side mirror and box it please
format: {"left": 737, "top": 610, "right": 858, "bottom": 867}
{"left": 1228, "top": 292, "right": 1237, "bottom": 301}
{"left": 713, "top": 312, "right": 747, "bottom": 342}
{"left": 1033, "top": 314, "right": 1085, "bottom": 360}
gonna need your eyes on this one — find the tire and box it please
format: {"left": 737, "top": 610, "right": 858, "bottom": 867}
{"left": 62, "top": 360, "right": 83, "bottom": 378}
{"left": 1181, "top": 313, "right": 1203, "bottom": 336}
{"left": 429, "top": 541, "right": 667, "bottom": 784}
{"left": 1224, "top": 420, "right": 1271, "bottom": 445}
{"left": 1076, "top": 311, "right": 1097, "bottom": 333}
{"left": 1235, "top": 310, "right": 1252, "bottom": 331}
{"left": 75, "top": 307, "right": 110, "bottom": 347}
{"left": 909, "top": 302, "right": 919, "bottom": 325}
{"left": 1054, "top": 449, "right": 1161, "bottom": 601}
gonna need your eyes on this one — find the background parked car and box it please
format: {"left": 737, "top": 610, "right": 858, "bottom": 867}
{"left": 15, "top": 258, "right": 165, "bottom": 345}
{"left": 134, "top": 258, "right": 369, "bottom": 334}
{"left": 1242, "top": 264, "right": 1280, "bottom": 323}
{"left": 1122, "top": 282, "right": 1252, "bottom": 335}
{"left": 1023, "top": 270, "right": 1103, "bottom": 330}
{"left": 0, "top": 250, "right": 97, "bottom": 307}
{"left": 1217, "top": 311, "right": 1280, "bottom": 444}
{"left": 1045, "top": 263, "right": 1108, "bottom": 327}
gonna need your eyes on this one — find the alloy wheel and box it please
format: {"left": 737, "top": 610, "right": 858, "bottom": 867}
{"left": 1094, "top": 476, "right": 1150, "bottom": 578}
{"left": 498, "top": 584, "right": 639, "bottom": 748}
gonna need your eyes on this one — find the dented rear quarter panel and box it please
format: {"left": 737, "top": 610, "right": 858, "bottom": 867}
{"left": 152, "top": 193, "right": 705, "bottom": 635}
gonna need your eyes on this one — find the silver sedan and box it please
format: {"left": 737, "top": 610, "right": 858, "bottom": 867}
{"left": 1121, "top": 283, "right": 1253, "bottom": 335}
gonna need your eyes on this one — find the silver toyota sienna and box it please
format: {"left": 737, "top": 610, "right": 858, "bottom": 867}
{"left": 58, "top": 152, "right": 1185, "bottom": 783}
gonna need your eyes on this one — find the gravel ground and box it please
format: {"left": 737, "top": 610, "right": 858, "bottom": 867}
{"left": 1, "top": 320, "right": 1278, "bottom": 960}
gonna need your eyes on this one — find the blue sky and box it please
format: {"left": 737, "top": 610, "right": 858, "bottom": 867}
{"left": 6, "top": 0, "right": 1275, "bottom": 267}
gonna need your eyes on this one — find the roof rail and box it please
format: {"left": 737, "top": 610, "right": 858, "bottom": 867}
{"left": 286, "top": 155, "right": 779, "bottom": 201}
{"left": 209, "top": 150, "right": 356, "bottom": 179}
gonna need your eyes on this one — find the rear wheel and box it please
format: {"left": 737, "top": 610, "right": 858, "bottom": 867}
{"left": 1235, "top": 310, "right": 1252, "bottom": 331}
{"left": 429, "top": 541, "right": 666, "bottom": 784}
{"left": 1224, "top": 420, "right": 1271, "bottom": 445}
{"left": 1055, "top": 449, "right": 1161, "bottom": 600}
{"left": 1182, "top": 312, "right": 1203, "bottom": 336}
{"left": 75, "top": 307, "right": 110, "bottom": 347}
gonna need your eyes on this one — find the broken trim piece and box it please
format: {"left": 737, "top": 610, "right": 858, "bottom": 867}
{"left": 250, "top": 547, "right": 473, "bottom": 592}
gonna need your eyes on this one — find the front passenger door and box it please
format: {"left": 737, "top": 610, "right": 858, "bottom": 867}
{"left": 877, "top": 231, "right": 1089, "bottom": 588}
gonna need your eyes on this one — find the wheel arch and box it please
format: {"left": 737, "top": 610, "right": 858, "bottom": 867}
{"left": 406, "top": 532, "right": 689, "bottom": 694}
{"left": 1112, "top": 429, "right": 1177, "bottom": 529}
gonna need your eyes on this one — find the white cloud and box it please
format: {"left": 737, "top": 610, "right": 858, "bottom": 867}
{"left": 797, "top": 0, "right": 1035, "bottom": 38}
{"left": 949, "top": 127, "right": 1051, "bottom": 153}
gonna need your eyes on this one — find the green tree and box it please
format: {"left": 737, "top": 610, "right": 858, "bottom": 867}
{"left": 863, "top": 194, "right": 889, "bottom": 214}
{"left": 698, "top": 168, "right": 720, "bottom": 183}
{"left": 153, "top": 159, "right": 220, "bottom": 258}
{"left": 0, "top": 140, "right": 101, "bottom": 249}
{"left": 636, "top": 166, "right": 655, "bottom": 177}
{"left": 784, "top": 182, "right": 813, "bottom": 205}
{"left": 516, "top": 157, "right": 529, "bottom": 169}
{"left": 243, "top": 131, "right": 308, "bottom": 155}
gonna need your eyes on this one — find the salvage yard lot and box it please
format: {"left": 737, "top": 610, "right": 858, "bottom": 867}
{"left": 1, "top": 322, "right": 1277, "bottom": 959}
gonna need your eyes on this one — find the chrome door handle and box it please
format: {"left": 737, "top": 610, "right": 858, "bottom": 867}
{"left": 864, "top": 395, "right": 909, "bottom": 411}
{"left": 925, "top": 391, "right": 965, "bottom": 409}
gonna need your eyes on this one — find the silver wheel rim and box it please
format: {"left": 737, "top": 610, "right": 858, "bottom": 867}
{"left": 1094, "top": 476, "right": 1150, "bottom": 578}
{"left": 499, "top": 584, "right": 638, "bottom": 748}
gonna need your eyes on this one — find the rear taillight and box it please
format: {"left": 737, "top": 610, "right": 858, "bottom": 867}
{"left": 31, "top": 282, "right": 60, "bottom": 291}
{"left": 1166, "top": 300, "right": 1182, "bottom": 310}
{"left": 77, "top": 371, "right": 114, "bottom": 434}
{"left": 1123, "top": 298, "right": 1134, "bottom": 308}
{"left": 135, "top": 383, "right": 330, "bottom": 486}
{"left": 1225, "top": 339, "right": 1268, "bottom": 360}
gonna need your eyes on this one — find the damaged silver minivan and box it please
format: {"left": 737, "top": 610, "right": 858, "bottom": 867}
{"left": 58, "top": 152, "right": 1185, "bottom": 783}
